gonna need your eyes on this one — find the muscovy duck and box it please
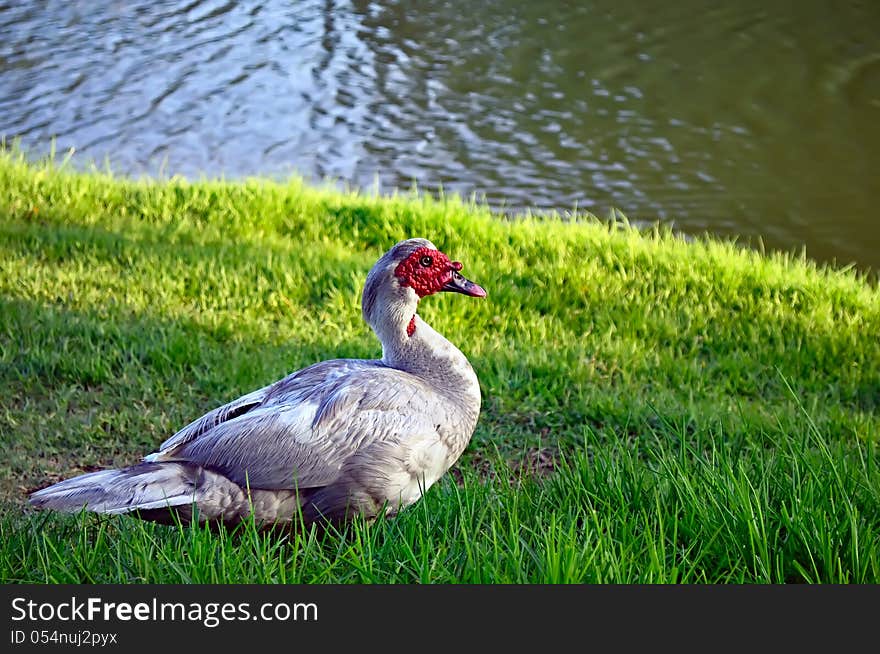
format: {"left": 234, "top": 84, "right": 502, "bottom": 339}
{"left": 30, "top": 238, "right": 486, "bottom": 526}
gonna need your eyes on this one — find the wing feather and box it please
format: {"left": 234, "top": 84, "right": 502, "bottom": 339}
{"left": 147, "top": 361, "right": 445, "bottom": 491}
{"left": 154, "top": 387, "right": 267, "bottom": 454}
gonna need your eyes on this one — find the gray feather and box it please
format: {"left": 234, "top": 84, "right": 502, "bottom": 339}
{"left": 165, "top": 364, "right": 449, "bottom": 491}
{"left": 29, "top": 463, "right": 201, "bottom": 514}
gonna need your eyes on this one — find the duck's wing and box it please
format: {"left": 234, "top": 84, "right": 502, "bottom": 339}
{"left": 152, "top": 358, "right": 369, "bottom": 455}
{"left": 154, "top": 387, "right": 268, "bottom": 454}
{"left": 148, "top": 361, "right": 446, "bottom": 491}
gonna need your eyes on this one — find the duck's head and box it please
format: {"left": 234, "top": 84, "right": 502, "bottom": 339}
{"left": 362, "top": 238, "right": 485, "bottom": 332}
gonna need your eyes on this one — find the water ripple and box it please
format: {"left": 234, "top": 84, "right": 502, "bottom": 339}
{"left": 0, "top": 0, "right": 878, "bottom": 270}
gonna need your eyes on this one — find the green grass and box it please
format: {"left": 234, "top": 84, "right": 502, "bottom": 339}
{"left": 0, "top": 145, "right": 878, "bottom": 583}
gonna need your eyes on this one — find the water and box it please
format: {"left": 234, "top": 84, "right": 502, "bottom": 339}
{"left": 2, "top": 0, "right": 879, "bottom": 272}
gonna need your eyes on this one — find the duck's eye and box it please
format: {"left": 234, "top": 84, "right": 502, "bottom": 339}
{"left": 419, "top": 255, "right": 433, "bottom": 267}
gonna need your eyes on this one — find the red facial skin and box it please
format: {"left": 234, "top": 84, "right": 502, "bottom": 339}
{"left": 394, "top": 247, "right": 462, "bottom": 298}
{"left": 396, "top": 247, "right": 465, "bottom": 338}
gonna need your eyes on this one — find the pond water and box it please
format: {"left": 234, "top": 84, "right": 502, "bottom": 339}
{"left": 2, "top": 0, "right": 879, "bottom": 272}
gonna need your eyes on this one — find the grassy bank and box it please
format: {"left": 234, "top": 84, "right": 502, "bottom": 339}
{"left": 1, "top": 146, "right": 878, "bottom": 583}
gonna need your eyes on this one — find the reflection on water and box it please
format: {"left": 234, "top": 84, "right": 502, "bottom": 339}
{"left": 1, "top": 0, "right": 879, "bottom": 271}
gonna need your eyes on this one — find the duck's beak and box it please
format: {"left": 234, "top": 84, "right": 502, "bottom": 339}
{"left": 442, "top": 266, "right": 487, "bottom": 298}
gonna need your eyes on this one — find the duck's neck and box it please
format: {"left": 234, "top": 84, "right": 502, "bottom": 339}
{"left": 373, "top": 306, "right": 481, "bottom": 410}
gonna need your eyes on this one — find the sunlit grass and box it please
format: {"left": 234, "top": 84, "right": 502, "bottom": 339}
{"left": 1, "top": 144, "right": 878, "bottom": 583}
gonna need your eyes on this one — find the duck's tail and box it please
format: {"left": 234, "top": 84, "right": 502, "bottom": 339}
{"left": 28, "top": 462, "right": 259, "bottom": 524}
{"left": 30, "top": 462, "right": 202, "bottom": 515}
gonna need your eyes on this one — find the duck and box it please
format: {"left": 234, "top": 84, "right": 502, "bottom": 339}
{"left": 29, "top": 238, "right": 486, "bottom": 527}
